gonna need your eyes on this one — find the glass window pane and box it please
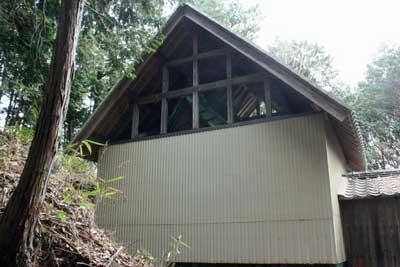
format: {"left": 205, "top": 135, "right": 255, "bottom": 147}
{"left": 199, "top": 88, "right": 227, "bottom": 128}
{"left": 138, "top": 102, "right": 161, "bottom": 137}
{"left": 168, "top": 96, "right": 193, "bottom": 133}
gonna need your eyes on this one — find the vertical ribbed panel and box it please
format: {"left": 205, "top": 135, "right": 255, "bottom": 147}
{"left": 96, "top": 114, "right": 342, "bottom": 264}
{"left": 325, "top": 121, "right": 347, "bottom": 262}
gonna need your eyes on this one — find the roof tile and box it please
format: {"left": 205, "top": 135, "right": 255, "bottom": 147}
{"left": 341, "top": 171, "right": 400, "bottom": 199}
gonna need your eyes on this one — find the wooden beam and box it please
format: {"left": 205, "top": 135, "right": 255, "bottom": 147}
{"left": 162, "top": 66, "right": 169, "bottom": 93}
{"left": 160, "top": 66, "right": 169, "bottom": 133}
{"left": 193, "top": 92, "right": 199, "bottom": 128}
{"left": 202, "top": 73, "right": 264, "bottom": 91}
{"left": 135, "top": 72, "right": 265, "bottom": 104}
{"left": 192, "top": 33, "right": 199, "bottom": 129}
{"left": 166, "top": 48, "right": 228, "bottom": 67}
{"left": 264, "top": 79, "right": 272, "bottom": 117}
{"left": 256, "top": 100, "right": 261, "bottom": 116}
{"left": 131, "top": 103, "right": 139, "bottom": 138}
{"left": 184, "top": 11, "right": 349, "bottom": 121}
{"left": 226, "top": 53, "right": 233, "bottom": 124}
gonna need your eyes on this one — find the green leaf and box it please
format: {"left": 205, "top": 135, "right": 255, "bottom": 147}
{"left": 78, "top": 201, "right": 95, "bottom": 207}
{"left": 86, "top": 139, "right": 105, "bottom": 147}
{"left": 79, "top": 145, "right": 83, "bottom": 157}
{"left": 81, "top": 140, "right": 92, "bottom": 155}
{"left": 104, "top": 191, "right": 118, "bottom": 198}
{"left": 65, "top": 156, "right": 72, "bottom": 167}
{"left": 82, "top": 182, "right": 101, "bottom": 196}
{"left": 65, "top": 143, "right": 77, "bottom": 151}
{"left": 137, "top": 249, "right": 154, "bottom": 260}
{"left": 63, "top": 193, "right": 73, "bottom": 203}
{"left": 57, "top": 210, "right": 66, "bottom": 222}
{"left": 105, "top": 175, "right": 125, "bottom": 184}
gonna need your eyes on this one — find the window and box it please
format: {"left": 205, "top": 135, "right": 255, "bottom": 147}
{"left": 233, "top": 82, "right": 269, "bottom": 122}
{"left": 111, "top": 28, "right": 321, "bottom": 144}
{"left": 199, "top": 88, "right": 227, "bottom": 128}
{"left": 199, "top": 55, "right": 226, "bottom": 84}
{"left": 138, "top": 102, "right": 161, "bottom": 137}
{"left": 137, "top": 71, "right": 162, "bottom": 97}
{"left": 167, "top": 96, "right": 193, "bottom": 133}
{"left": 167, "top": 34, "right": 193, "bottom": 60}
{"left": 126, "top": 32, "right": 294, "bottom": 142}
{"left": 198, "top": 29, "right": 224, "bottom": 53}
{"left": 231, "top": 54, "right": 260, "bottom": 77}
{"left": 169, "top": 62, "right": 193, "bottom": 91}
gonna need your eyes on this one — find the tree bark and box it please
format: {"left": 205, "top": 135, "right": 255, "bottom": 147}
{"left": 0, "top": 0, "right": 84, "bottom": 266}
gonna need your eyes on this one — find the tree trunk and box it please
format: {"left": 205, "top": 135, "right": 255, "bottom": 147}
{"left": 0, "top": 76, "right": 4, "bottom": 105}
{"left": 0, "top": 60, "right": 5, "bottom": 104}
{"left": 4, "top": 89, "right": 14, "bottom": 128}
{"left": 0, "top": 0, "right": 84, "bottom": 266}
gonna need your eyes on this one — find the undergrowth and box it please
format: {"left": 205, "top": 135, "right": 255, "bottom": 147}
{"left": 0, "top": 127, "right": 134, "bottom": 266}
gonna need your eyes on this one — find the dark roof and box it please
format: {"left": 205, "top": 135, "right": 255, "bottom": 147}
{"left": 73, "top": 4, "right": 366, "bottom": 170}
{"left": 340, "top": 170, "right": 400, "bottom": 199}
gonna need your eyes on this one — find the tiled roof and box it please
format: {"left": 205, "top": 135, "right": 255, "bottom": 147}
{"left": 340, "top": 170, "right": 400, "bottom": 199}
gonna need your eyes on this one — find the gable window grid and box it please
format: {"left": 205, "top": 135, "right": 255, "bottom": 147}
{"left": 232, "top": 81, "right": 267, "bottom": 122}
{"left": 131, "top": 35, "right": 273, "bottom": 138}
{"left": 74, "top": 4, "right": 366, "bottom": 171}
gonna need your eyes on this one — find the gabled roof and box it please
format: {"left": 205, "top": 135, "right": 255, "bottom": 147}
{"left": 74, "top": 4, "right": 366, "bottom": 170}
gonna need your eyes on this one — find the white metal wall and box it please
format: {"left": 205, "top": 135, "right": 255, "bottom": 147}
{"left": 96, "top": 114, "right": 344, "bottom": 264}
{"left": 325, "top": 120, "right": 348, "bottom": 261}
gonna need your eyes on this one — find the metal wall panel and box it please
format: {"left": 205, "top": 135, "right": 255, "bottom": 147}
{"left": 96, "top": 114, "right": 343, "bottom": 264}
{"left": 325, "top": 121, "right": 348, "bottom": 262}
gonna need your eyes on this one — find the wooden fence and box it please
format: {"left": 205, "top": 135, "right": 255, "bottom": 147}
{"left": 340, "top": 196, "right": 400, "bottom": 267}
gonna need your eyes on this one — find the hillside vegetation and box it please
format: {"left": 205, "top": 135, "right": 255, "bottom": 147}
{"left": 0, "top": 130, "right": 133, "bottom": 266}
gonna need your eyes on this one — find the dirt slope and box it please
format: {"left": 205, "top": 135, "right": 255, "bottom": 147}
{"left": 0, "top": 131, "right": 133, "bottom": 267}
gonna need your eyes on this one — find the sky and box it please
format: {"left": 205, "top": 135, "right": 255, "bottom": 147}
{"left": 248, "top": 0, "right": 400, "bottom": 86}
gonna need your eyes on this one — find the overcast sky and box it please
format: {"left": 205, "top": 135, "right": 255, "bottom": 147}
{"left": 249, "top": 0, "right": 400, "bottom": 86}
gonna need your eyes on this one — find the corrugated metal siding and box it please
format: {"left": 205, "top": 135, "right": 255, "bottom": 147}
{"left": 96, "top": 114, "right": 342, "bottom": 264}
{"left": 325, "top": 121, "right": 347, "bottom": 262}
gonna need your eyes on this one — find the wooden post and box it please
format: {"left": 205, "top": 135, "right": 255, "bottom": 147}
{"left": 226, "top": 53, "right": 233, "bottom": 123}
{"left": 161, "top": 66, "right": 168, "bottom": 134}
{"left": 192, "top": 33, "right": 199, "bottom": 129}
{"left": 264, "top": 79, "right": 272, "bottom": 117}
{"left": 131, "top": 103, "right": 139, "bottom": 138}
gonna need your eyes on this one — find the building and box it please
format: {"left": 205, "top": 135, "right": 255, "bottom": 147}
{"left": 340, "top": 170, "right": 400, "bottom": 267}
{"left": 75, "top": 4, "right": 366, "bottom": 266}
